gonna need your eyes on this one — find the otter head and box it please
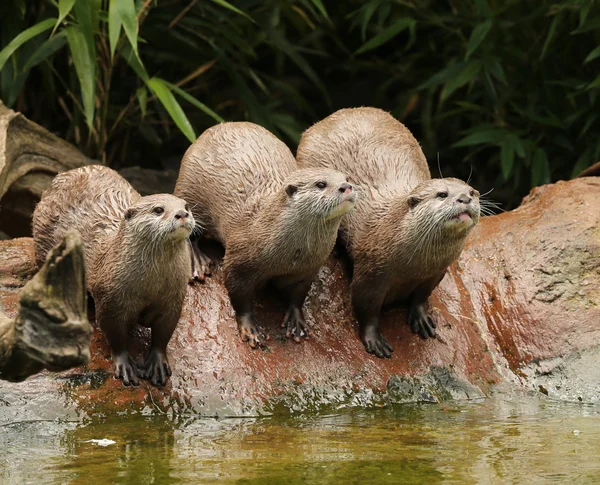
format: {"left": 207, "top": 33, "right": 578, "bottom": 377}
{"left": 283, "top": 168, "right": 357, "bottom": 221}
{"left": 406, "top": 178, "right": 480, "bottom": 237}
{"left": 123, "top": 194, "right": 195, "bottom": 244}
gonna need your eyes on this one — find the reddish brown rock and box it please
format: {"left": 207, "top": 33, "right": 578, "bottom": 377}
{"left": 0, "top": 177, "right": 598, "bottom": 416}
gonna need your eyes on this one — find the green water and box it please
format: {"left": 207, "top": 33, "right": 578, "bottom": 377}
{"left": 1, "top": 397, "right": 599, "bottom": 484}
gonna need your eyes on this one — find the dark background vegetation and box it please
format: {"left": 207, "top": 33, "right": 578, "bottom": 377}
{"left": 1, "top": 0, "right": 599, "bottom": 208}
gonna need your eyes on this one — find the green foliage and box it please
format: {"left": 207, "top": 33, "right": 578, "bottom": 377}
{"left": 0, "top": 0, "right": 599, "bottom": 206}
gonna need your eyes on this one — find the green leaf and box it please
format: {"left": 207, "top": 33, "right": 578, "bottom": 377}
{"left": 500, "top": 141, "right": 514, "bottom": 180}
{"left": 22, "top": 31, "right": 68, "bottom": 72}
{"left": 441, "top": 61, "right": 482, "bottom": 100}
{"left": 465, "top": 20, "right": 492, "bottom": 60}
{"left": 108, "top": 0, "right": 122, "bottom": 60}
{"left": 588, "top": 76, "right": 600, "bottom": 90}
{"left": 308, "top": 0, "right": 330, "bottom": 21}
{"left": 360, "top": 1, "right": 382, "bottom": 42}
{"left": 73, "top": 0, "right": 95, "bottom": 57}
{"left": 120, "top": 41, "right": 148, "bottom": 81}
{"left": 540, "top": 13, "right": 560, "bottom": 60}
{"left": 116, "top": 0, "right": 140, "bottom": 61}
{"left": 475, "top": 0, "right": 492, "bottom": 18}
{"left": 136, "top": 86, "right": 147, "bottom": 118}
{"left": 531, "top": 149, "right": 550, "bottom": 186}
{"left": 65, "top": 26, "right": 96, "bottom": 130}
{"left": 210, "top": 0, "right": 254, "bottom": 23}
{"left": 419, "top": 62, "right": 465, "bottom": 90}
{"left": 584, "top": 45, "right": 600, "bottom": 64}
{"left": 488, "top": 59, "right": 507, "bottom": 85}
{"left": 0, "top": 18, "right": 57, "bottom": 73}
{"left": 163, "top": 81, "right": 224, "bottom": 123}
{"left": 571, "top": 150, "right": 591, "bottom": 178}
{"left": 147, "top": 77, "right": 196, "bottom": 143}
{"left": 53, "top": 0, "right": 75, "bottom": 35}
{"left": 355, "top": 17, "right": 415, "bottom": 55}
{"left": 453, "top": 128, "right": 508, "bottom": 147}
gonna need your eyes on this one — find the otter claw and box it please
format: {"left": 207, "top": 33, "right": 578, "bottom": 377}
{"left": 238, "top": 316, "right": 268, "bottom": 348}
{"left": 361, "top": 327, "right": 394, "bottom": 359}
{"left": 113, "top": 352, "right": 140, "bottom": 386}
{"left": 409, "top": 305, "right": 437, "bottom": 339}
{"left": 140, "top": 349, "right": 172, "bottom": 387}
{"left": 282, "top": 307, "right": 311, "bottom": 343}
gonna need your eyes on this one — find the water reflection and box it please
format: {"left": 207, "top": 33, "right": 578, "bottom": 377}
{"left": 1, "top": 397, "right": 599, "bottom": 484}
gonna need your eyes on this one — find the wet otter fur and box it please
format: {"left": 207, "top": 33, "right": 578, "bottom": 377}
{"left": 32, "top": 165, "right": 194, "bottom": 386}
{"left": 174, "top": 122, "right": 356, "bottom": 348}
{"left": 297, "top": 107, "right": 480, "bottom": 358}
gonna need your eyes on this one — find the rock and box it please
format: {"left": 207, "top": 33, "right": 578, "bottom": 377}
{"left": 0, "top": 177, "right": 598, "bottom": 417}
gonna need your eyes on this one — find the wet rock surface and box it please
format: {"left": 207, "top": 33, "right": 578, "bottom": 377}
{"left": 0, "top": 178, "right": 598, "bottom": 417}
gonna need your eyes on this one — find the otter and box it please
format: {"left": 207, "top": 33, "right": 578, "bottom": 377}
{"left": 296, "top": 107, "right": 480, "bottom": 358}
{"left": 174, "top": 122, "right": 356, "bottom": 348}
{"left": 32, "top": 165, "right": 194, "bottom": 386}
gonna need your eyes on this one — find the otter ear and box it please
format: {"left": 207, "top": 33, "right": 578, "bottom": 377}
{"left": 285, "top": 184, "right": 298, "bottom": 197}
{"left": 124, "top": 207, "right": 137, "bottom": 220}
{"left": 407, "top": 196, "right": 421, "bottom": 209}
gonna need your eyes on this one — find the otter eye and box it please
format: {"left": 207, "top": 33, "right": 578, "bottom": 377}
{"left": 469, "top": 190, "right": 475, "bottom": 197}
{"left": 152, "top": 207, "right": 164, "bottom": 215}
{"left": 437, "top": 192, "right": 448, "bottom": 199}
{"left": 184, "top": 204, "right": 189, "bottom": 211}
{"left": 316, "top": 181, "right": 327, "bottom": 189}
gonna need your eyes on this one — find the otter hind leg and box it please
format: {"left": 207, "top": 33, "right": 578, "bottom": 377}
{"left": 225, "top": 268, "right": 269, "bottom": 348}
{"left": 189, "top": 238, "right": 213, "bottom": 283}
{"left": 280, "top": 278, "right": 313, "bottom": 343}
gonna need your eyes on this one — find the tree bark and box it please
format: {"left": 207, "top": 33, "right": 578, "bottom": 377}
{"left": 0, "top": 100, "right": 92, "bottom": 236}
{"left": 0, "top": 230, "right": 91, "bottom": 382}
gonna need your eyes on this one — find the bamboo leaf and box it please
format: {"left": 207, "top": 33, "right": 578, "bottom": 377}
{"left": 540, "top": 13, "right": 560, "bottom": 60}
{"left": 308, "top": 0, "right": 330, "bottom": 21}
{"left": 584, "top": 45, "right": 600, "bottom": 64}
{"left": 147, "top": 77, "right": 196, "bottom": 143}
{"left": 360, "top": 1, "right": 382, "bottom": 42}
{"left": 136, "top": 86, "right": 147, "bottom": 118}
{"left": 465, "top": 20, "right": 492, "bottom": 60}
{"left": 500, "top": 141, "right": 515, "bottom": 180}
{"left": 210, "top": 0, "right": 254, "bottom": 23}
{"left": 419, "top": 62, "right": 465, "bottom": 89}
{"left": 355, "top": 17, "right": 415, "bottom": 55}
{"left": 164, "top": 81, "right": 224, "bottom": 123}
{"left": 22, "top": 31, "right": 68, "bottom": 71}
{"left": 441, "top": 61, "right": 482, "bottom": 100}
{"left": 571, "top": 150, "right": 591, "bottom": 178}
{"left": 117, "top": 0, "right": 140, "bottom": 61}
{"left": 587, "top": 76, "right": 600, "bottom": 90}
{"left": 65, "top": 26, "right": 96, "bottom": 129}
{"left": 53, "top": 0, "right": 75, "bottom": 35}
{"left": 453, "top": 128, "right": 508, "bottom": 147}
{"left": 120, "top": 41, "right": 148, "bottom": 82}
{"left": 0, "top": 18, "right": 57, "bottom": 73}
{"left": 108, "top": 0, "right": 122, "bottom": 60}
{"left": 532, "top": 149, "right": 550, "bottom": 186}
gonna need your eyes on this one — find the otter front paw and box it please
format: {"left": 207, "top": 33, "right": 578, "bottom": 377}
{"left": 408, "top": 305, "right": 437, "bottom": 339}
{"left": 238, "top": 314, "right": 269, "bottom": 349}
{"left": 140, "top": 349, "right": 172, "bottom": 387}
{"left": 282, "top": 307, "right": 311, "bottom": 343}
{"left": 113, "top": 352, "right": 140, "bottom": 386}
{"left": 361, "top": 327, "right": 394, "bottom": 359}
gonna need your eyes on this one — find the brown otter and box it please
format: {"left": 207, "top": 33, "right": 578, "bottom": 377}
{"left": 174, "top": 122, "right": 356, "bottom": 348}
{"left": 297, "top": 107, "right": 480, "bottom": 358}
{"left": 32, "top": 165, "right": 194, "bottom": 386}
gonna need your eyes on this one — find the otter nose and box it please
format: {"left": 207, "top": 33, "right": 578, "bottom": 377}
{"left": 339, "top": 182, "right": 353, "bottom": 194}
{"left": 457, "top": 196, "right": 472, "bottom": 205}
{"left": 174, "top": 210, "right": 189, "bottom": 220}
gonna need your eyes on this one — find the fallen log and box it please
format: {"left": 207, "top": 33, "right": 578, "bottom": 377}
{"left": 0, "top": 230, "right": 91, "bottom": 382}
